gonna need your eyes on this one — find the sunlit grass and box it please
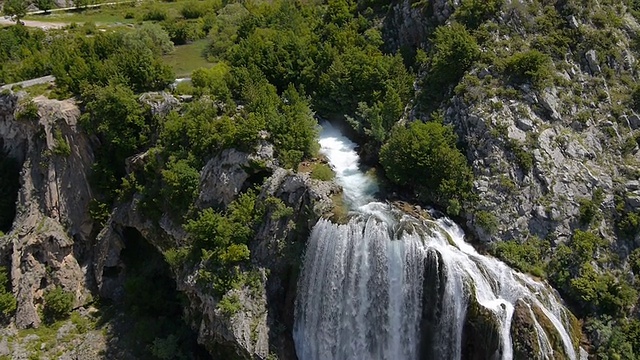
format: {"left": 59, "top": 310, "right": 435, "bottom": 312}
{"left": 163, "top": 39, "right": 213, "bottom": 78}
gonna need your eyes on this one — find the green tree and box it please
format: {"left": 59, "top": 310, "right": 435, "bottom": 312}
{"left": 2, "top": 0, "right": 28, "bottom": 23}
{"left": 35, "top": 0, "right": 54, "bottom": 13}
{"left": 380, "top": 120, "right": 473, "bottom": 213}
{"left": 503, "top": 50, "right": 552, "bottom": 88}
{"left": 43, "top": 287, "right": 74, "bottom": 322}
{"left": 421, "top": 23, "right": 479, "bottom": 111}
{"left": 80, "top": 84, "right": 150, "bottom": 195}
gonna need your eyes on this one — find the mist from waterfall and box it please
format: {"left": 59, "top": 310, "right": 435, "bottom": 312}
{"left": 293, "top": 122, "right": 577, "bottom": 360}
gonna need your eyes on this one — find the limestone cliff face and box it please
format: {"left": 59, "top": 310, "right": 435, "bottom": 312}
{"left": 0, "top": 92, "right": 94, "bottom": 328}
{"left": 0, "top": 90, "right": 339, "bottom": 358}
{"left": 89, "top": 91, "right": 338, "bottom": 358}
{"left": 385, "top": 0, "right": 640, "bottom": 249}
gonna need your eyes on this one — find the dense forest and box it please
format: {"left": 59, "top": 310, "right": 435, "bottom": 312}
{"left": 2, "top": 0, "right": 640, "bottom": 358}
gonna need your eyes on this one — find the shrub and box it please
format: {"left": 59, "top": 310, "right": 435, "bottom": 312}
{"left": 475, "top": 210, "right": 498, "bottom": 235}
{"left": 144, "top": 7, "right": 168, "bottom": 21}
{"left": 16, "top": 100, "right": 39, "bottom": 121}
{"left": 454, "top": 0, "right": 503, "bottom": 29}
{"left": 493, "top": 238, "right": 547, "bottom": 277}
{"left": 578, "top": 189, "right": 604, "bottom": 226}
{"left": 180, "top": 1, "right": 206, "bottom": 19}
{"left": 52, "top": 128, "right": 71, "bottom": 157}
{"left": 380, "top": 121, "right": 474, "bottom": 212}
{"left": 310, "top": 163, "right": 335, "bottom": 181}
{"left": 218, "top": 293, "right": 242, "bottom": 316}
{"left": 0, "top": 267, "right": 16, "bottom": 319}
{"left": 503, "top": 50, "right": 552, "bottom": 88}
{"left": 43, "top": 286, "right": 74, "bottom": 322}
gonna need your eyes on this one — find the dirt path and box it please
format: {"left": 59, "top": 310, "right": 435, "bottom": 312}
{"left": 0, "top": 18, "right": 68, "bottom": 30}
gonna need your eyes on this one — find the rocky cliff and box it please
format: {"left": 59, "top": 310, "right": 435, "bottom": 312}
{"left": 0, "top": 90, "right": 340, "bottom": 359}
{"left": 387, "top": 0, "right": 640, "bottom": 247}
{"left": 0, "top": 92, "right": 94, "bottom": 329}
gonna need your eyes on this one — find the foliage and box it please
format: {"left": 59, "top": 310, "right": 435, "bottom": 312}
{"left": 475, "top": 210, "right": 498, "bottom": 235}
{"left": 34, "top": 0, "right": 54, "bottom": 13}
{"left": 0, "top": 26, "right": 49, "bottom": 84}
{"left": 191, "top": 63, "right": 232, "bottom": 100}
{"left": 217, "top": 293, "right": 242, "bottom": 316}
{"left": 80, "top": 83, "right": 153, "bottom": 202}
{"left": 52, "top": 128, "right": 71, "bottom": 157}
{"left": 180, "top": 1, "right": 207, "bottom": 19}
{"left": 310, "top": 163, "right": 335, "bottom": 181}
{"left": 143, "top": 6, "right": 168, "bottom": 21}
{"left": 48, "top": 29, "right": 174, "bottom": 95}
{"left": 420, "top": 23, "right": 480, "bottom": 111}
{"left": 162, "top": 19, "right": 205, "bottom": 45}
{"left": 43, "top": 287, "right": 74, "bottom": 322}
{"left": 493, "top": 238, "right": 547, "bottom": 277}
{"left": 16, "top": 100, "right": 39, "bottom": 122}
{"left": 454, "top": 0, "right": 503, "bottom": 29}
{"left": 502, "top": 50, "right": 552, "bottom": 88}
{"left": 578, "top": 189, "right": 604, "bottom": 226}
{"left": 184, "top": 191, "right": 263, "bottom": 294}
{"left": 0, "top": 267, "right": 16, "bottom": 320}
{"left": 2, "top": 0, "right": 28, "bottom": 21}
{"left": 546, "top": 230, "right": 638, "bottom": 318}
{"left": 380, "top": 120, "right": 473, "bottom": 213}
{"left": 131, "top": 23, "right": 175, "bottom": 56}
{"left": 160, "top": 157, "right": 200, "bottom": 216}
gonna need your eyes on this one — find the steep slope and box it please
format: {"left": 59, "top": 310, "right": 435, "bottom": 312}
{"left": 386, "top": 0, "right": 640, "bottom": 356}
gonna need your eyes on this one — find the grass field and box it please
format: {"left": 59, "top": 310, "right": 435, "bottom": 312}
{"left": 24, "top": 0, "right": 188, "bottom": 25}
{"left": 163, "top": 39, "right": 213, "bottom": 77}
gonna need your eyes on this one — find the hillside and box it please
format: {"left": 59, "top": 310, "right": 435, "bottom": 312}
{"left": 1, "top": 0, "right": 640, "bottom": 359}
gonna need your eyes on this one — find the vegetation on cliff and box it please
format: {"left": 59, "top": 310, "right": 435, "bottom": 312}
{"left": 2, "top": 0, "right": 640, "bottom": 358}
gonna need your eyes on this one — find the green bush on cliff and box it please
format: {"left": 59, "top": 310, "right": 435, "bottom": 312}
{"left": 454, "top": 0, "right": 504, "bottom": 29}
{"left": 43, "top": 287, "right": 74, "bottom": 322}
{"left": 420, "top": 23, "right": 480, "bottom": 111}
{"left": 0, "top": 267, "right": 16, "bottom": 320}
{"left": 493, "top": 237, "right": 547, "bottom": 277}
{"left": 380, "top": 120, "right": 473, "bottom": 214}
{"left": 184, "top": 190, "right": 262, "bottom": 294}
{"left": 502, "top": 50, "right": 552, "bottom": 88}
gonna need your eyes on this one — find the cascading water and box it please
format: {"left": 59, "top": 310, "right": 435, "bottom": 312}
{"left": 293, "top": 122, "right": 578, "bottom": 360}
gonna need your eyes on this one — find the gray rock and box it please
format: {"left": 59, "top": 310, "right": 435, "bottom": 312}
{"left": 626, "top": 191, "right": 640, "bottom": 209}
{"left": 626, "top": 180, "right": 640, "bottom": 191}
{"left": 0, "top": 95, "right": 93, "bottom": 329}
{"left": 568, "top": 15, "right": 579, "bottom": 29}
{"left": 138, "top": 92, "right": 180, "bottom": 118}
{"left": 539, "top": 89, "right": 562, "bottom": 121}
{"left": 629, "top": 114, "right": 640, "bottom": 130}
{"left": 196, "top": 142, "right": 275, "bottom": 209}
{"left": 586, "top": 50, "right": 601, "bottom": 74}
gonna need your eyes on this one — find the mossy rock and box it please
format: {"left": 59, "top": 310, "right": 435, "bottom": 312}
{"left": 420, "top": 248, "right": 447, "bottom": 359}
{"left": 461, "top": 292, "right": 502, "bottom": 360}
{"left": 511, "top": 300, "right": 542, "bottom": 360}
{"left": 531, "top": 304, "right": 570, "bottom": 360}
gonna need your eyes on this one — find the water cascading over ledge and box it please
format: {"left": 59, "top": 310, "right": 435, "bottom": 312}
{"left": 293, "top": 123, "right": 580, "bottom": 360}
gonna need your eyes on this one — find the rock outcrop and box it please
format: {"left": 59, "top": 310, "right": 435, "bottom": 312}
{"left": 94, "top": 148, "right": 338, "bottom": 359}
{"left": 0, "top": 93, "right": 94, "bottom": 328}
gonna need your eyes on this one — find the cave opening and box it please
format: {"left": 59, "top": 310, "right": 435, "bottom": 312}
{"left": 0, "top": 148, "right": 20, "bottom": 234}
{"left": 116, "top": 227, "right": 212, "bottom": 360}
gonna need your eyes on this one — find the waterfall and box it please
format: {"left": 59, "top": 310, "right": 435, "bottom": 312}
{"left": 293, "top": 123, "right": 578, "bottom": 360}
